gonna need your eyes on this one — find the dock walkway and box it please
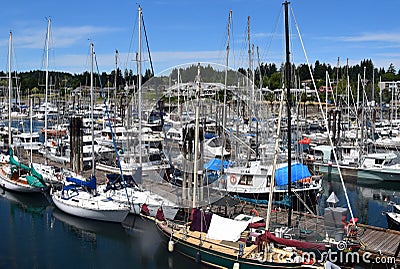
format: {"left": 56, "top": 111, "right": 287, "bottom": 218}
{"left": 239, "top": 204, "right": 400, "bottom": 263}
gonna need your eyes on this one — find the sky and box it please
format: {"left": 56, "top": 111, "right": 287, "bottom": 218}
{"left": 1, "top": 0, "right": 400, "bottom": 76}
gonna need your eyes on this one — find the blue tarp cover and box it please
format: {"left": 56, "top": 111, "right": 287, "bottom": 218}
{"left": 204, "top": 133, "right": 216, "bottom": 139}
{"left": 204, "top": 158, "right": 231, "bottom": 171}
{"left": 66, "top": 175, "right": 97, "bottom": 190}
{"left": 275, "top": 163, "right": 311, "bottom": 186}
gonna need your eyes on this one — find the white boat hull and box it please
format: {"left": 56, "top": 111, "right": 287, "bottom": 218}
{"left": 315, "top": 162, "right": 400, "bottom": 181}
{"left": 0, "top": 166, "right": 43, "bottom": 193}
{"left": 51, "top": 190, "right": 130, "bottom": 223}
{"left": 98, "top": 185, "right": 179, "bottom": 220}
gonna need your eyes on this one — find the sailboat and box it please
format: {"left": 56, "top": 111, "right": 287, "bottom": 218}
{"left": 50, "top": 43, "right": 130, "bottom": 223}
{"left": 0, "top": 32, "right": 47, "bottom": 193}
{"left": 97, "top": 6, "right": 179, "bottom": 220}
{"left": 155, "top": 57, "right": 327, "bottom": 267}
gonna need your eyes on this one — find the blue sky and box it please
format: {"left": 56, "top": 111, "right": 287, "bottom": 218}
{"left": 1, "top": 0, "right": 400, "bottom": 76}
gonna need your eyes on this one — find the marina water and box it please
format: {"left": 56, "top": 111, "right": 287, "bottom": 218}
{"left": 0, "top": 190, "right": 209, "bottom": 269}
{"left": 0, "top": 175, "right": 396, "bottom": 269}
{"left": 1, "top": 119, "right": 398, "bottom": 268}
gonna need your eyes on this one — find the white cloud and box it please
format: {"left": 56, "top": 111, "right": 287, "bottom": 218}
{"left": 338, "top": 32, "right": 400, "bottom": 43}
{"left": 12, "top": 25, "right": 121, "bottom": 49}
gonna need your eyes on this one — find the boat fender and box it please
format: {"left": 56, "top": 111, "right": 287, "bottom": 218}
{"left": 230, "top": 174, "right": 237, "bottom": 185}
{"left": 195, "top": 251, "right": 201, "bottom": 263}
{"left": 168, "top": 240, "right": 174, "bottom": 252}
{"left": 233, "top": 262, "right": 240, "bottom": 269}
{"left": 250, "top": 209, "right": 259, "bottom": 217}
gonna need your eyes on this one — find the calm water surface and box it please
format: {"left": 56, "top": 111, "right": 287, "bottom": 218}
{"left": 1, "top": 176, "right": 398, "bottom": 269}
{"left": 0, "top": 190, "right": 208, "bottom": 269}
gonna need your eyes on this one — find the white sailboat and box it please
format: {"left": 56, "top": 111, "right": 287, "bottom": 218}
{"left": 97, "top": 6, "right": 179, "bottom": 220}
{"left": 51, "top": 43, "right": 130, "bottom": 223}
{"left": 0, "top": 32, "right": 47, "bottom": 193}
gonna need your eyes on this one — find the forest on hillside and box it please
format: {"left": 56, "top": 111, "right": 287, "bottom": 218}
{"left": 0, "top": 59, "right": 399, "bottom": 103}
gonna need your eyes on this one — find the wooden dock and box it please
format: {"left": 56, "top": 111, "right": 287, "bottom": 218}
{"left": 238, "top": 203, "right": 400, "bottom": 264}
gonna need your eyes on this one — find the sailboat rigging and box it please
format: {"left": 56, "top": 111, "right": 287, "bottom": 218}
{"left": 50, "top": 43, "right": 130, "bottom": 223}
{"left": 0, "top": 31, "right": 47, "bottom": 193}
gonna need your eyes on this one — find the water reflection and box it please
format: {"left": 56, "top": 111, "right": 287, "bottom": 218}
{"left": 321, "top": 174, "right": 398, "bottom": 228}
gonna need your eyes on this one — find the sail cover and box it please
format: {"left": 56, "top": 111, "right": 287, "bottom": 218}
{"left": 275, "top": 163, "right": 311, "bottom": 186}
{"left": 263, "top": 231, "right": 326, "bottom": 251}
{"left": 66, "top": 175, "right": 96, "bottom": 190}
{"left": 203, "top": 158, "right": 231, "bottom": 171}
{"left": 206, "top": 214, "right": 249, "bottom": 242}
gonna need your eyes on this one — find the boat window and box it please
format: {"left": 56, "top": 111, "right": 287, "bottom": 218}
{"left": 239, "top": 175, "right": 253, "bottom": 186}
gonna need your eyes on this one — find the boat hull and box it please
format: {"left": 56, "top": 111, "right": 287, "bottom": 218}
{"left": 386, "top": 212, "right": 400, "bottom": 231}
{"left": 132, "top": 203, "right": 179, "bottom": 220}
{"left": 156, "top": 222, "right": 312, "bottom": 269}
{"left": 0, "top": 169, "right": 43, "bottom": 193}
{"left": 357, "top": 168, "right": 400, "bottom": 182}
{"left": 51, "top": 191, "right": 129, "bottom": 223}
{"left": 99, "top": 185, "right": 179, "bottom": 219}
{"left": 314, "top": 163, "right": 400, "bottom": 181}
{"left": 230, "top": 185, "right": 321, "bottom": 211}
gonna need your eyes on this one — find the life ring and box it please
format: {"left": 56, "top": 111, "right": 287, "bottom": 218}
{"left": 250, "top": 209, "right": 259, "bottom": 217}
{"left": 229, "top": 174, "right": 237, "bottom": 185}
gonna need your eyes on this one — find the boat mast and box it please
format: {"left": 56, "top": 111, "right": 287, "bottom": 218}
{"left": 8, "top": 32, "right": 12, "bottom": 149}
{"left": 90, "top": 43, "right": 95, "bottom": 177}
{"left": 30, "top": 98, "right": 33, "bottom": 164}
{"left": 114, "top": 49, "right": 118, "bottom": 129}
{"left": 138, "top": 5, "right": 143, "bottom": 167}
{"left": 221, "top": 10, "right": 232, "bottom": 172}
{"left": 192, "top": 63, "right": 201, "bottom": 208}
{"left": 44, "top": 18, "right": 50, "bottom": 152}
{"left": 284, "top": 0, "right": 293, "bottom": 227}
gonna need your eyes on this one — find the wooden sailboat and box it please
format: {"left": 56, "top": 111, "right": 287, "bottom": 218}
{"left": 155, "top": 5, "right": 328, "bottom": 262}
{"left": 156, "top": 59, "right": 325, "bottom": 267}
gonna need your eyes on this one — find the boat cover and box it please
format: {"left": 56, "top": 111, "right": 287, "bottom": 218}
{"left": 206, "top": 214, "right": 249, "bottom": 242}
{"left": 9, "top": 148, "right": 46, "bottom": 187}
{"left": 66, "top": 175, "right": 96, "bottom": 190}
{"left": 203, "top": 158, "right": 232, "bottom": 171}
{"left": 26, "top": 175, "right": 46, "bottom": 188}
{"left": 262, "top": 231, "right": 326, "bottom": 250}
{"left": 275, "top": 163, "right": 311, "bottom": 186}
